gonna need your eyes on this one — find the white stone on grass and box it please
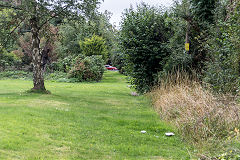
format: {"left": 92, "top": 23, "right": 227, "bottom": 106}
{"left": 141, "top": 130, "right": 147, "bottom": 134}
{"left": 131, "top": 92, "right": 139, "bottom": 96}
{"left": 165, "top": 132, "right": 175, "bottom": 136}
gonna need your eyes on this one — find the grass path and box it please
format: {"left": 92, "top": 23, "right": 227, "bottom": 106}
{"left": 0, "top": 71, "right": 191, "bottom": 159}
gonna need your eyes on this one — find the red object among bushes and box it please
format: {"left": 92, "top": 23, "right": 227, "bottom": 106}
{"left": 104, "top": 65, "right": 117, "bottom": 70}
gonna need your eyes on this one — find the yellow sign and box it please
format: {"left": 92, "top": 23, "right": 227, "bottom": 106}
{"left": 185, "top": 43, "right": 190, "bottom": 51}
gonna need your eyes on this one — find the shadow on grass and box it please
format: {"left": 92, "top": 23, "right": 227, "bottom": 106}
{"left": 27, "top": 89, "right": 51, "bottom": 94}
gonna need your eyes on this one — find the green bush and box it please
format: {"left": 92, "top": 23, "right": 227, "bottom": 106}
{"left": 119, "top": 3, "right": 171, "bottom": 93}
{"left": 44, "top": 71, "right": 68, "bottom": 81}
{"left": 0, "top": 70, "right": 31, "bottom": 79}
{"left": 68, "top": 55, "right": 104, "bottom": 82}
{"left": 0, "top": 70, "right": 80, "bottom": 83}
{"left": 203, "top": 60, "right": 240, "bottom": 94}
{"left": 203, "top": 3, "right": 240, "bottom": 94}
{"left": 49, "top": 56, "right": 75, "bottom": 72}
{"left": 79, "top": 34, "right": 108, "bottom": 60}
{"left": 159, "top": 2, "right": 194, "bottom": 74}
{"left": 161, "top": 0, "right": 213, "bottom": 75}
{"left": 0, "top": 50, "right": 21, "bottom": 70}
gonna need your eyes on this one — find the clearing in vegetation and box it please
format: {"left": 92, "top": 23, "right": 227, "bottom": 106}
{"left": 0, "top": 71, "right": 191, "bottom": 159}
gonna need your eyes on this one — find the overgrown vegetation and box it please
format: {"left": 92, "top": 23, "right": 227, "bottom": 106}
{"left": 119, "top": 0, "right": 240, "bottom": 95}
{"left": 150, "top": 72, "right": 240, "bottom": 158}
{"left": 1, "top": 0, "right": 240, "bottom": 159}
{"left": 0, "top": 0, "right": 115, "bottom": 86}
{"left": 118, "top": 0, "right": 240, "bottom": 158}
{"left": 203, "top": 1, "right": 240, "bottom": 93}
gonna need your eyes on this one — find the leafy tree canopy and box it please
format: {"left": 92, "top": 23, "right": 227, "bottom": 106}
{"left": 0, "top": 0, "right": 101, "bottom": 45}
{"left": 0, "top": 0, "right": 102, "bottom": 91}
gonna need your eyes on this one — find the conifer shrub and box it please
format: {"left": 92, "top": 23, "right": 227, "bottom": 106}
{"left": 79, "top": 34, "right": 108, "bottom": 60}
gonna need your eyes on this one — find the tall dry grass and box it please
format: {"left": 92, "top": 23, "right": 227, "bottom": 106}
{"left": 150, "top": 72, "right": 240, "bottom": 143}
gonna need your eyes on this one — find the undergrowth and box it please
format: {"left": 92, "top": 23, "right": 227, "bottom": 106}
{"left": 0, "top": 70, "right": 32, "bottom": 79}
{"left": 0, "top": 70, "right": 103, "bottom": 83}
{"left": 0, "top": 70, "right": 77, "bottom": 82}
{"left": 149, "top": 72, "right": 240, "bottom": 159}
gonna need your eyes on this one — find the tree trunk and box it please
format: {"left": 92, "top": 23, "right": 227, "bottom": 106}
{"left": 30, "top": 17, "right": 46, "bottom": 91}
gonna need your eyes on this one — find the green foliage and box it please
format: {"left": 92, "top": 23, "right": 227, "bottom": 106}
{"left": 0, "top": 8, "right": 17, "bottom": 49}
{"left": 119, "top": 3, "right": 171, "bottom": 93}
{"left": 56, "top": 12, "right": 116, "bottom": 59}
{"left": 79, "top": 34, "right": 108, "bottom": 60}
{"left": 217, "top": 150, "right": 240, "bottom": 160}
{"left": 111, "top": 51, "right": 125, "bottom": 74}
{"left": 203, "top": 2, "right": 240, "bottom": 94}
{"left": 203, "top": 60, "right": 240, "bottom": 94}
{"left": 0, "top": 49, "right": 21, "bottom": 70}
{"left": 0, "top": 0, "right": 101, "bottom": 47}
{"left": 190, "top": 0, "right": 217, "bottom": 25}
{"left": 44, "top": 71, "right": 68, "bottom": 81}
{"left": 160, "top": 3, "right": 193, "bottom": 74}
{"left": 56, "top": 23, "right": 83, "bottom": 57}
{"left": 86, "top": 11, "right": 116, "bottom": 60}
{"left": 0, "top": 70, "right": 84, "bottom": 83}
{"left": 0, "top": 70, "right": 31, "bottom": 79}
{"left": 160, "top": 0, "right": 217, "bottom": 75}
{"left": 0, "top": 70, "right": 69, "bottom": 82}
{"left": 187, "top": 0, "right": 218, "bottom": 70}
{"left": 68, "top": 55, "right": 105, "bottom": 82}
{"left": 49, "top": 56, "right": 75, "bottom": 73}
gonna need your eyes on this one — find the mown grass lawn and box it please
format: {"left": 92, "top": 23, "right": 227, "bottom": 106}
{"left": 0, "top": 71, "right": 191, "bottom": 159}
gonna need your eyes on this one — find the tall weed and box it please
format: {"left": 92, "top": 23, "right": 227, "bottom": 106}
{"left": 150, "top": 72, "right": 240, "bottom": 145}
